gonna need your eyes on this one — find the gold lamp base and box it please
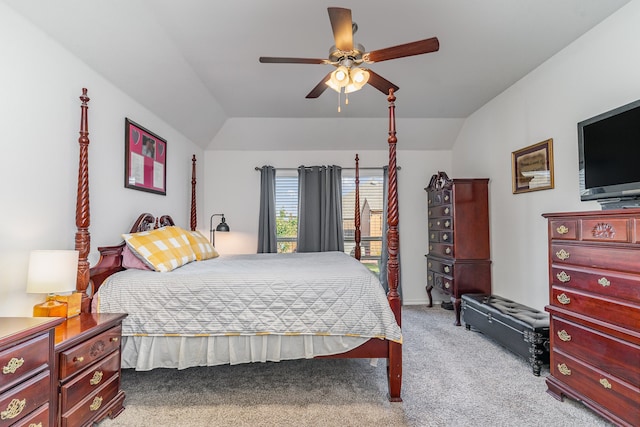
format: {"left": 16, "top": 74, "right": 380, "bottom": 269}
{"left": 33, "top": 295, "right": 68, "bottom": 317}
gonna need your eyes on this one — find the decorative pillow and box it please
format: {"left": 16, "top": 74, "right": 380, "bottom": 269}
{"left": 122, "top": 226, "right": 196, "bottom": 272}
{"left": 122, "top": 244, "right": 152, "bottom": 271}
{"left": 184, "top": 229, "right": 219, "bottom": 261}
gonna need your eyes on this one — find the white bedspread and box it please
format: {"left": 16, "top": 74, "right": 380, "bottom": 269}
{"left": 94, "top": 252, "right": 402, "bottom": 345}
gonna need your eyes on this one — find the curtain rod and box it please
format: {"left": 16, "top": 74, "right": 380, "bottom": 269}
{"left": 254, "top": 166, "right": 401, "bottom": 171}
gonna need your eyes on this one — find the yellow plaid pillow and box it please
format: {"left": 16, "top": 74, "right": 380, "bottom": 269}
{"left": 123, "top": 226, "right": 196, "bottom": 272}
{"left": 184, "top": 230, "right": 219, "bottom": 261}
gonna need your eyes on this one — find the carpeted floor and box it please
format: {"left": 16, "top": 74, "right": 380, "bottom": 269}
{"left": 98, "top": 306, "right": 613, "bottom": 427}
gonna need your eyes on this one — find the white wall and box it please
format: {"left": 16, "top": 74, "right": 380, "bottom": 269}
{"left": 0, "top": 4, "right": 205, "bottom": 316}
{"left": 451, "top": 0, "right": 640, "bottom": 311}
{"left": 204, "top": 148, "right": 451, "bottom": 305}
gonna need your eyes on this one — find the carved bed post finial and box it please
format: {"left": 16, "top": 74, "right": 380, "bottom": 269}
{"left": 76, "top": 88, "right": 91, "bottom": 309}
{"left": 191, "top": 155, "right": 197, "bottom": 231}
{"left": 354, "top": 154, "right": 361, "bottom": 261}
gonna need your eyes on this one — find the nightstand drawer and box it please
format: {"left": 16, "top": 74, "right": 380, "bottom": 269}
{"left": 0, "top": 334, "right": 48, "bottom": 391}
{"left": 59, "top": 325, "right": 121, "bottom": 380}
{"left": 550, "top": 243, "right": 640, "bottom": 274}
{"left": 0, "top": 371, "right": 49, "bottom": 427}
{"left": 11, "top": 403, "right": 49, "bottom": 427}
{"left": 60, "top": 374, "right": 120, "bottom": 427}
{"left": 60, "top": 350, "right": 121, "bottom": 412}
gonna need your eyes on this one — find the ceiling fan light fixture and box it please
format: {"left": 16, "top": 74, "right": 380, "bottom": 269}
{"left": 329, "top": 65, "right": 350, "bottom": 89}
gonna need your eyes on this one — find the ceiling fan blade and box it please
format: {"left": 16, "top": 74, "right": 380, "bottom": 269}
{"left": 365, "top": 37, "right": 439, "bottom": 63}
{"left": 328, "top": 7, "right": 353, "bottom": 52}
{"left": 366, "top": 70, "right": 400, "bottom": 95}
{"left": 305, "top": 72, "right": 334, "bottom": 99}
{"left": 259, "top": 57, "right": 326, "bottom": 64}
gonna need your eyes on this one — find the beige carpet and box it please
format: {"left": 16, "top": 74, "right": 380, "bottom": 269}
{"left": 97, "top": 306, "right": 613, "bottom": 427}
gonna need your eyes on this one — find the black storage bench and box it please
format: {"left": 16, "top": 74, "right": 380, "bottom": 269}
{"left": 461, "top": 294, "right": 550, "bottom": 376}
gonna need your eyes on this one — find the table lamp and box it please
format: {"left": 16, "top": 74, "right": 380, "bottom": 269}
{"left": 26, "top": 250, "right": 79, "bottom": 317}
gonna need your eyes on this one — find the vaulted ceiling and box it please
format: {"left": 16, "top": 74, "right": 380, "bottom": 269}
{"left": 4, "top": 0, "right": 630, "bottom": 148}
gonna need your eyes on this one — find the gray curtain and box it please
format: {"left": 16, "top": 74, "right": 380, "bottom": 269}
{"left": 297, "top": 165, "right": 344, "bottom": 252}
{"left": 257, "top": 165, "right": 277, "bottom": 253}
{"left": 379, "top": 166, "right": 402, "bottom": 298}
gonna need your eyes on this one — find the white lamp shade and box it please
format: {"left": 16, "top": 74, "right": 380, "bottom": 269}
{"left": 345, "top": 68, "right": 370, "bottom": 93}
{"left": 26, "top": 250, "right": 79, "bottom": 294}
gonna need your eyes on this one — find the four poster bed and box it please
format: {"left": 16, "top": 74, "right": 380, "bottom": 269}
{"left": 72, "top": 88, "right": 403, "bottom": 401}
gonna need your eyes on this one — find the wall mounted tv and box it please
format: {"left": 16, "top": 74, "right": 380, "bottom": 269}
{"left": 578, "top": 98, "right": 640, "bottom": 209}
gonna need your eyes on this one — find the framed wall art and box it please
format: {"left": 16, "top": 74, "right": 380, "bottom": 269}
{"left": 512, "top": 138, "right": 554, "bottom": 194}
{"left": 125, "top": 118, "right": 167, "bottom": 195}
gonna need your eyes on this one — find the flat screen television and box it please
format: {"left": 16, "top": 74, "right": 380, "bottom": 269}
{"left": 578, "top": 98, "right": 640, "bottom": 208}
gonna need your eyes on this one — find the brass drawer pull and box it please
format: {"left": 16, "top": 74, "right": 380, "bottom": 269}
{"left": 2, "top": 357, "right": 24, "bottom": 374}
{"left": 557, "top": 363, "right": 571, "bottom": 376}
{"left": 444, "top": 220, "right": 450, "bottom": 228}
{"left": 90, "top": 370, "right": 104, "bottom": 385}
{"left": 444, "top": 195, "right": 450, "bottom": 201}
{"left": 444, "top": 266, "right": 451, "bottom": 273}
{"left": 555, "top": 249, "right": 570, "bottom": 260}
{"left": 74, "top": 356, "right": 85, "bottom": 363}
{"left": 557, "top": 330, "right": 571, "bottom": 342}
{"left": 444, "top": 281, "right": 451, "bottom": 289}
{"left": 445, "top": 247, "right": 451, "bottom": 254}
{"left": 599, "top": 378, "right": 612, "bottom": 389}
{"left": 556, "top": 271, "right": 571, "bottom": 283}
{"left": 442, "top": 234, "right": 449, "bottom": 241}
{"left": 556, "top": 225, "right": 569, "bottom": 235}
{"left": 1, "top": 398, "right": 26, "bottom": 420}
{"left": 444, "top": 207, "right": 450, "bottom": 215}
{"left": 556, "top": 293, "right": 571, "bottom": 305}
{"left": 598, "top": 277, "right": 610, "bottom": 287}
{"left": 431, "top": 233, "right": 435, "bottom": 239}
{"left": 89, "top": 396, "right": 103, "bottom": 412}
{"left": 28, "top": 422, "right": 43, "bottom": 427}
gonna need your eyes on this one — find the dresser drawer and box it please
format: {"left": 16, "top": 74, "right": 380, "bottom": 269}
{"left": 59, "top": 325, "right": 121, "bottom": 380}
{"left": 0, "top": 371, "right": 49, "bottom": 427}
{"left": 428, "top": 230, "right": 453, "bottom": 244}
{"left": 551, "top": 316, "right": 640, "bottom": 386}
{"left": 581, "top": 218, "right": 633, "bottom": 243}
{"left": 428, "top": 217, "right": 452, "bottom": 231}
{"left": 60, "top": 350, "right": 121, "bottom": 412}
{"left": 428, "top": 205, "right": 452, "bottom": 218}
{"left": 11, "top": 403, "right": 49, "bottom": 427}
{"left": 551, "top": 349, "right": 640, "bottom": 427}
{"left": 0, "top": 334, "right": 48, "bottom": 391}
{"left": 427, "top": 257, "right": 454, "bottom": 276}
{"left": 428, "top": 242, "right": 454, "bottom": 258}
{"left": 551, "top": 265, "right": 640, "bottom": 305}
{"left": 550, "top": 243, "right": 640, "bottom": 274}
{"left": 427, "top": 189, "right": 451, "bottom": 207}
{"left": 433, "top": 273, "right": 454, "bottom": 295}
{"left": 550, "top": 287, "right": 640, "bottom": 332}
{"left": 550, "top": 220, "right": 577, "bottom": 240}
{"left": 60, "top": 374, "right": 120, "bottom": 427}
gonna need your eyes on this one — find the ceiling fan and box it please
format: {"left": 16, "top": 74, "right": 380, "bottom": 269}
{"left": 259, "top": 7, "right": 439, "bottom": 100}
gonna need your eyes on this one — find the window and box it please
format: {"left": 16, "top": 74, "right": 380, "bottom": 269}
{"left": 275, "top": 169, "right": 384, "bottom": 275}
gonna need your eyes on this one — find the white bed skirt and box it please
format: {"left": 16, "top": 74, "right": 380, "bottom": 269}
{"left": 120, "top": 334, "right": 373, "bottom": 370}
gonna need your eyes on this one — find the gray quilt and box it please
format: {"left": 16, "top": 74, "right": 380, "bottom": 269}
{"left": 94, "top": 251, "right": 402, "bottom": 343}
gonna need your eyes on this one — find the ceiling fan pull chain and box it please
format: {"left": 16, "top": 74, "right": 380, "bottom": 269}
{"left": 338, "top": 90, "right": 341, "bottom": 112}
{"left": 345, "top": 92, "right": 349, "bottom": 105}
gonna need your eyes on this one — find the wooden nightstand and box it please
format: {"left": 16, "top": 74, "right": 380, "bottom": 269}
{"left": 54, "top": 313, "right": 127, "bottom": 427}
{"left": 1, "top": 317, "right": 64, "bottom": 427}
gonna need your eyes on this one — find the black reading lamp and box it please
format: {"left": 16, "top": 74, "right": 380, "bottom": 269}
{"left": 209, "top": 213, "right": 230, "bottom": 246}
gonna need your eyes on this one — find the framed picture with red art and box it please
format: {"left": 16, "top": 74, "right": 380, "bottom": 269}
{"left": 124, "top": 118, "right": 167, "bottom": 195}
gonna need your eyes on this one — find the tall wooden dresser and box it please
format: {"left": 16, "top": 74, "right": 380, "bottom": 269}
{"left": 542, "top": 209, "right": 640, "bottom": 427}
{"left": 0, "top": 317, "right": 64, "bottom": 427}
{"left": 425, "top": 171, "right": 491, "bottom": 326}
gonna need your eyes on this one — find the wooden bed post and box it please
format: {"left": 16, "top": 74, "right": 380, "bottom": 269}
{"left": 75, "top": 88, "right": 92, "bottom": 312}
{"left": 354, "top": 154, "right": 361, "bottom": 261}
{"left": 386, "top": 88, "right": 402, "bottom": 402}
{"left": 190, "top": 154, "right": 197, "bottom": 231}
